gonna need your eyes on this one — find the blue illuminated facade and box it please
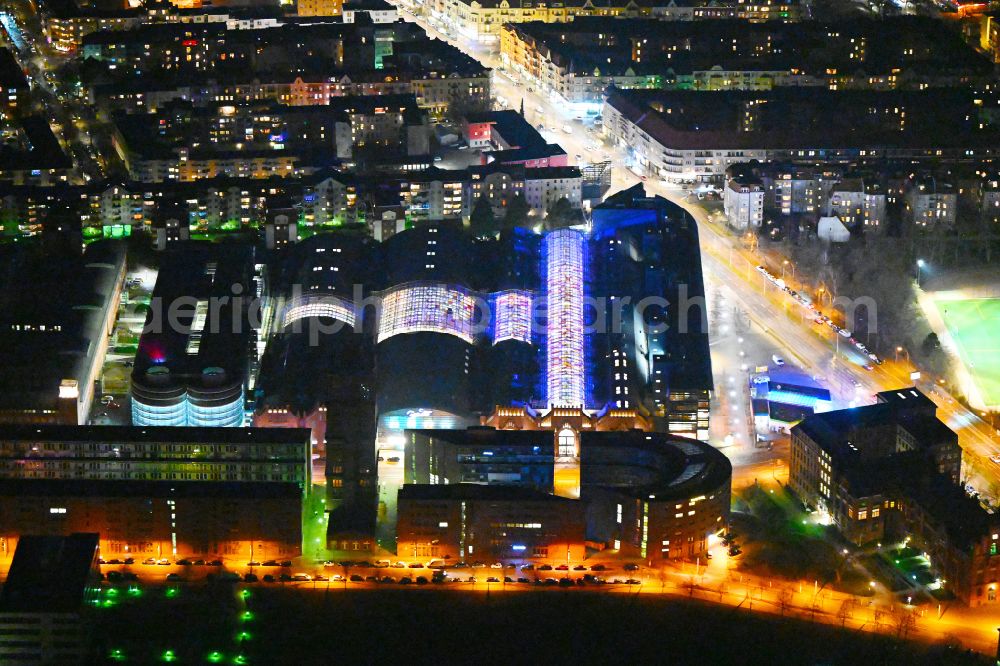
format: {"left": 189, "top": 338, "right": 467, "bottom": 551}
{"left": 543, "top": 228, "right": 587, "bottom": 408}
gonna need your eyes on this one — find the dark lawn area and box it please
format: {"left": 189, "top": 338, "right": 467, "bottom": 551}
{"left": 88, "top": 584, "right": 988, "bottom": 665}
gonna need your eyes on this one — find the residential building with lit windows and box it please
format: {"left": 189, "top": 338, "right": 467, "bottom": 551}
{"left": 130, "top": 243, "right": 259, "bottom": 427}
{"left": 724, "top": 176, "right": 764, "bottom": 230}
{"left": 111, "top": 97, "right": 432, "bottom": 183}
{"left": 500, "top": 17, "right": 990, "bottom": 106}
{"left": 425, "top": 0, "right": 805, "bottom": 45}
{"left": 603, "top": 88, "right": 1000, "bottom": 182}
{"left": 397, "top": 484, "right": 586, "bottom": 562}
{"left": 905, "top": 176, "right": 958, "bottom": 232}
{"left": 827, "top": 178, "right": 887, "bottom": 230}
{"left": 788, "top": 388, "right": 1000, "bottom": 605}
{"left": 297, "top": 0, "right": 344, "bottom": 16}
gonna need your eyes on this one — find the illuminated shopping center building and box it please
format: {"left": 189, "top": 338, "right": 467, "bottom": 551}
{"left": 253, "top": 183, "right": 713, "bottom": 456}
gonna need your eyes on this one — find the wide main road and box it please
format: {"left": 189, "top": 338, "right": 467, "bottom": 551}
{"left": 393, "top": 2, "right": 1000, "bottom": 498}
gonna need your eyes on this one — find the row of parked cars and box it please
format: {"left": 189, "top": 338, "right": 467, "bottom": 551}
{"left": 332, "top": 560, "right": 640, "bottom": 572}
{"left": 754, "top": 265, "right": 883, "bottom": 368}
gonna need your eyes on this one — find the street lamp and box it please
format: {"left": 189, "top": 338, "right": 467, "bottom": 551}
{"left": 916, "top": 259, "right": 926, "bottom": 287}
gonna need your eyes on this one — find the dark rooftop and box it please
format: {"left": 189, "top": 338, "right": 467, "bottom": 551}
{"left": 0, "top": 47, "right": 28, "bottom": 91}
{"left": 0, "top": 533, "right": 98, "bottom": 613}
{"left": 606, "top": 87, "right": 998, "bottom": 151}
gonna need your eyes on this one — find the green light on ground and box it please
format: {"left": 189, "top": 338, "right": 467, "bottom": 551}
{"left": 162, "top": 650, "right": 177, "bottom": 662}
{"left": 237, "top": 632, "right": 252, "bottom": 642}
{"left": 233, "top": 656, "right": 248, "bottom": 665}
{"left": 109, "top": 648, "right": 126, "bottom": 661}
{"left": 166, "top": 587, "right": 179, "bottom": 598}
{"left": 241, "top": 611, "right": 254, "bottom": 622}
{"left": 102, "top": 599, "right": 116, "bottom": 608}
{"left": 207, "top": 651, "right": 224, "bottom": 663}
{"left": 106, "top": 588, "right": 118, "bottom": 596}
{"left": 240, "top": 589, "right": 250, "bottom": 599}
{"left": 127, "top": 586, "right": 141, "bottom": 597}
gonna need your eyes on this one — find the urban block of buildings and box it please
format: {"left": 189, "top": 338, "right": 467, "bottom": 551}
{"left": 500, "top": 17, "right": 991, "bottom": 106}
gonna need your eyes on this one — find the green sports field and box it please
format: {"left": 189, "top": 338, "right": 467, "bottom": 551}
{"left": 935, "top": 297, "right": 1000, "bottom": 408}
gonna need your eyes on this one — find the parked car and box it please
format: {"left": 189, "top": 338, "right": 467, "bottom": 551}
{"left": 243, "top": 573, "right": 258, "bottom": 583}
{"left": 291, "top": 573, "right": 311, "bottom": 582}
{"left": 262, "top": 574, "right": 275, "bottom": 583}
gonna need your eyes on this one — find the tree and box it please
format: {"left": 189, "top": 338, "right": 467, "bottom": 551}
{"left": 544, "top": 196, "right": 583, "bottom": 230}
{"left": 921, "top": 332, "right": 941, "bottom": 356}
{"left": 502, "top": 192, "right": 531, "bottom": 230}
{"left": 470, "top": 195, "right": 496, "bottom": 238}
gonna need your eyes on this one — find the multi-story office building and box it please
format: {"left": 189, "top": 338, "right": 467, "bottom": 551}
{"left": 0, "top": 240, "right": 125, "bottom": 426}
{"left": 400, "top": 420, "right": 731, "bottom": 562}
{"left": 590, "top": 186, "right": 713, "bottom": 439}
{"left": 0, "top": 479, "right": 303, "bottom": 563}
{"left": 0, "top": 425, "right": 311, "bottom": 487}
{"left": 130, "top": 243, "right": 259, "bottom": 427}
{"left": 789, "top": 388, "right": 1000, "bottom": 605}
{"left": 405, "top": 428, "right": 556, "bottom": 491}
{"left": 0, "top": 426, "right": 310, "bottom": 562}
{"left": 397, "top": 484, "right": 586, "bottom": 562}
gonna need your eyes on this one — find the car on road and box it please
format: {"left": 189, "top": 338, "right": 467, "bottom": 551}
{"left": 990, "top": 455, "right": 1000, "bottom": 464}
{"left": 771, "top": 355, "right": 785, "bottom": 366}
{"left": 562, "top": 125, "right": 573, "bottom": 134}
{"left": 625, "top": 579, "right": 641, "bottom": 585}
{"left": 623, "top": 563, "right": 640, "bottom": 571}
